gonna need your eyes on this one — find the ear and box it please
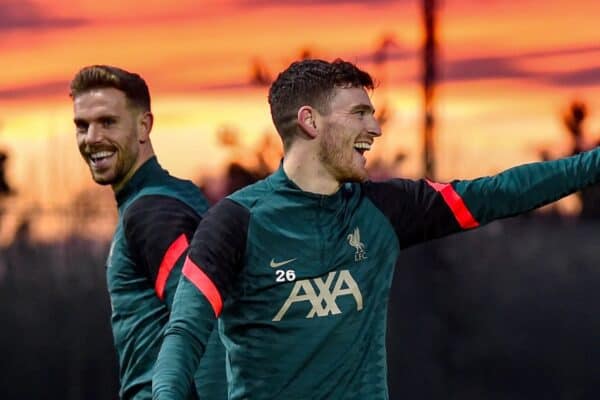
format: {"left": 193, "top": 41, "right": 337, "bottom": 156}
{"left": 297, "top": 106, "right": 318, "bottom": 139}
{"left": 138, "top": 111, "right": 154, "bottom": 143}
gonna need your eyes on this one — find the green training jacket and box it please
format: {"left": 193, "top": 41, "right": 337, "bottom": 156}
{"left": 109, "top": 156, "right": 226, "bottom": 399}
{"left": 154, "top": 149, "right": 600, "bottom": 400}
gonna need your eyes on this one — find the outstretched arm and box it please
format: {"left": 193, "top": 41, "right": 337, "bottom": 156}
{"left": 365, "top": 147, "right": 600, "bottom": 248}
{"left": 449, "top": 148, "right": 600, "bottom": 225}
{"left": 153, "top": 199, "right": 249, "bottom": 399}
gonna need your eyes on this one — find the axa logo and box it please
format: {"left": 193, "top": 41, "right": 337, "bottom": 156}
{"left": 272, "top": 270, "right": 363, "bottom": 321}
{"left": 347, "top": 227, "right": 367, "bottom": 261}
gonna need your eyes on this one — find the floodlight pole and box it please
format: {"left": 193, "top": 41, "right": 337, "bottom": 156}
{"left": 423, "top": 0, "right": 438, "bottom": 179}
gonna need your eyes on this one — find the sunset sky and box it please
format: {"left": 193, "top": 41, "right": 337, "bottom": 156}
{"left": 1, "top": 0, "right": 600, "bottom": 241}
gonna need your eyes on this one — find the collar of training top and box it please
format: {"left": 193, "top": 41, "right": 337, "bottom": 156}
{"left": 115, "top": 156, "right": 162, "bottom": 206}
{"left": 267, "top": 164, "right": 354, "bottom": 211}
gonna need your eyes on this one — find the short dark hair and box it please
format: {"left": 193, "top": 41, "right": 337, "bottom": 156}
{"left": 69, "top": 65, "right": 151, "bottom": 112}
{"left": 268, "top": 58, "right": 374, "bottom": 149}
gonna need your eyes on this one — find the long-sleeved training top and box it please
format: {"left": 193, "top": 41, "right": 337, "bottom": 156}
{"left": 153, "top": 149, "right": 600, "bottom": 400}
{"left": 109, "top": 156, "right": 225, "bottom": 399}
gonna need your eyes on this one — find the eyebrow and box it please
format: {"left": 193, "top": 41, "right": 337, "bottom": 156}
{"left": 351, "top": 104, "right": 375, "bottom": 114}
{"left": 73, "top": 114, "right": 119, "bottom": 124}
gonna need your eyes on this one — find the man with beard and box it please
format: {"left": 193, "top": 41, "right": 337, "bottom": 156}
{"left": 153, "top": 59, "right": 600, "bottom": 399}
{"left": 71, "top": 65, "right": 225, "bottom": 400}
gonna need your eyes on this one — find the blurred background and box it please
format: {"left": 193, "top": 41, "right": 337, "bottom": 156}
{"left": 1, "top": 0, "right": 600, "bottom": 398}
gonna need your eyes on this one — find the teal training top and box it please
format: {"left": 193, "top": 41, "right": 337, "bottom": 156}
{"left": 153, "top": 149, "right": 600, "bottom": 400}
{"left": 108, "top": 156, "right": 226, "bottom": 399}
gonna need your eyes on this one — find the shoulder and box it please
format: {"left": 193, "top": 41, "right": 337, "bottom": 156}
{"left": 202, "top": 197, "right": 250, "bottom": 227}
{"left": 362, "top": 178, "right": 420, "bottom": 193}
{"left": 123, "top": 194, "right": 201, "bottom": 234}
{"left": 227, "top": 175, "right": 274, "bottom": 211}
{"left": 361, "top": 178, "right": 436, "bottom": 203}
{"left": 137, "top": 172, "right": 210, "bottom": 215}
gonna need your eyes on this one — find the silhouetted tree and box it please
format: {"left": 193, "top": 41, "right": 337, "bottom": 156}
{"left": 540, "top": 100, "right": 600, "bottom": 218}
{"left": 372, "top": 34, "right": 397, "bottom": 135}
{"left": 373, "top": 34, "right": 397, "bottom": 67}
{"left": 0, "top": 151, "right": 14, "bottom": 196}
{"left": 563, "top": 101, "right": 600, "bottom": 218}
{"left": 250, "top": 58, "right": 272, "bottom": 86}
{"left": 200, "top": 125, "right": 282, "bottom": 200}
{"left": 298, "top": 48, "right": 313, "bottom": 60}
{"left": 564, "top": 101, "right": 588, "bottom": 155}
{"left": 224, "top": 162, "right": 261, "bottom": 195}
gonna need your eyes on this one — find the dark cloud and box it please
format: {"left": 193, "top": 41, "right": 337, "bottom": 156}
{"left": 2, "top": 43, "right": 597, "bottom": 101}
{"left": 189, "top": 44, "right": 600, "bottom": 92}
{"left": 352, "top": 43, "right": 600, "bottom": 87}
{"left": 438, "top": 44, "right": 600, "bottom": 87}
{"left": 512, "top": 44, "right": 600, "bottom": 60}
{"left": 543, "top": 66, "right": 600, "bottom": 87}
{"left": 0, "top": 81, "right": 69, "bottom": 100}
{"left": 0, "top": 1, "right": 86, "bottom": 31}
{"left": 0, "top": 78, "right": 262, "bottom": 101}
{"left": 443, "top": 57, "right": 531, "bottom": 82}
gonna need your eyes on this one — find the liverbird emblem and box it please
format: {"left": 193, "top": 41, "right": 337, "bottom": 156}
{"left": 347, "top": 227, "right": 367, "bottom": 262}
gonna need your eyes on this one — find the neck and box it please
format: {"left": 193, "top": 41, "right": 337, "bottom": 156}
{"left": 112, "top": 144, "right": 155, "bottom": 193}
{"left": 283, "top": 146, "right": 340, "bottom": 195}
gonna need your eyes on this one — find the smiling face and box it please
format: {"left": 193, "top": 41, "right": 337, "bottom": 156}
{"left": 316, "top": 86, "right": 382, "bottom": 183}
{"left": 73, "top": 87, "right": 151, "bottom": 192}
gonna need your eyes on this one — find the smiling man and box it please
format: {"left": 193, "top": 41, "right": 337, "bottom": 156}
{"left": 153, "top": 59, "right": 600, "bottom": 400}
{"left": 70, "top": 65, "right": 226, "bottom": 400}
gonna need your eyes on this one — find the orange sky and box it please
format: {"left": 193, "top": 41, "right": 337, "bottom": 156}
{"left": 1, "top": 0, "right": 600, "bottom": 242}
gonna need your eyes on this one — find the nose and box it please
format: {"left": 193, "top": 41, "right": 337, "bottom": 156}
{"left": 367, "top": 116, "right": 382, "bottom": 137}
{"left": 84, "top": 123, "right": 103, "bottom": 145}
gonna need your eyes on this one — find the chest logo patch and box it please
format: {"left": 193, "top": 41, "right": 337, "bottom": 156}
{"left": 347, "top": 227, "right": 367, "bottom": 262}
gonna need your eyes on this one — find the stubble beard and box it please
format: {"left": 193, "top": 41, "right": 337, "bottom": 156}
{"left": 318, "top": 129, "right": 368, "bottom": 184}
{"left": 87, "top": 133, "right": 140, "bottom": 189}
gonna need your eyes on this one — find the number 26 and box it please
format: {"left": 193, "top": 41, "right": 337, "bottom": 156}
{"left": 275, "top": 269, "right": 296, "bottom": 282}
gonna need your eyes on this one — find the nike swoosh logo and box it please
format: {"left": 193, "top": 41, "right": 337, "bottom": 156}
{"left": 270, "top": 258, "right": 297, "bottom": 268}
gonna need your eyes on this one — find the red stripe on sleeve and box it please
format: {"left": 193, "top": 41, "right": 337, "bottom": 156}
{"left": 426, "top": 180, "right": 479, "bottom": 229}
{"left": 182, "top": 256, "right": 223, "bottom": 317}
{"left": 155, "top": 234, "right": 189, "bottom": 300}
